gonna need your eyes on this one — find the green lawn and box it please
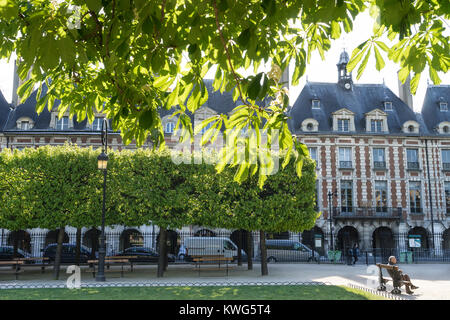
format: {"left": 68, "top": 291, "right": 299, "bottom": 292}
{"left": 0, "top": 285, "right": 386, "bottom": 300}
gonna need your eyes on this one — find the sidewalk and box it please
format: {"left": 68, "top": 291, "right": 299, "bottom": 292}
{"left": 1, "top": 263, "right": 449, "bottom": 300}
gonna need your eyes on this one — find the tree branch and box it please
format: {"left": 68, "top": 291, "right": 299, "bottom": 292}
{"left": 212, "top": 0, "right": 249, "bottom": 107}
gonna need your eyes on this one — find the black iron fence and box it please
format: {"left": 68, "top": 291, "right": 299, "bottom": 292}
{"left": 1, "top": 229, "right": 449, "bottom": 265}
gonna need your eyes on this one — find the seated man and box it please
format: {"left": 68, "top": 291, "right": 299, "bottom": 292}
{"left": 387, "top": 256, "right": 419, "bottom": 294}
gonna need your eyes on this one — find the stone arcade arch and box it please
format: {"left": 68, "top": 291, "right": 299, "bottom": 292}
{"left": 82, "top": 228, "right": 101, "bottom": 259}
{"left": 301, "top": 226, "right": 325, "bottom": 256}
{"left": 372, "top": 226, "right": 396, "bottom": 263}
{"left": 156, "top": 230, "right": 180, "bottom": 255}
{"left": 119, "top": 228, "right": 143, "bottom": 251}
{"left": 45, "top": 230, "right": 69, "bottom": 247}
{"left": 230, "top": 230, "right": 253, "bottom": 259}
{"left": 372, "top": 226, "right": 395, "bottom": 249}
{"left": 194, "top": 229, "right": 216, "bottom": 237}
{"left": 336, "top": 226, "right": 359, "bottom": 253}
{"left": 407, "top": 226, "right": 430, "bottom": 250}
{"left": 7, "top": 230, "right": 32, "bottom": 254}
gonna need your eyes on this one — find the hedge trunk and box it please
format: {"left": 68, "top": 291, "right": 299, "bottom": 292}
{"left": 157, "top": 227, "right": 167, "bottom": 278}
{"left": 259, "top": 230, "right": 268, "bottom": 276}
{"left": 53, "top": 228, "right": 65, "bottom": 280}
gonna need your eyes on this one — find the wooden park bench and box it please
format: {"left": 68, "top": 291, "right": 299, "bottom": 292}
{"left": 88, "top": 259, "right": 131, "bottom": 278}
{"left": 376, "top": 263, "right": 411, "bottom": 294}
{"left": 13, "top": 257, "right": 51, "bottom": 273}
{"left": 0, "top": 260, "right": 24, "bottom": 280}
{"left": 191, "top": 255, "right": 234, "bottom": 276}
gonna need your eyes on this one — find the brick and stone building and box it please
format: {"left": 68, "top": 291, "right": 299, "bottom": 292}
{"left": 0, "top": 52, "right": 449, "bottom": 259}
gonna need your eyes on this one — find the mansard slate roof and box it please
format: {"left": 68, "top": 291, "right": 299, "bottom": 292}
{"left": 1, "top": 79, "right": 263, "bottom": 133}
{"left": 420, "top": 85, "right": 450, "bottom": 133}
{"left": 0, "top": 91, "right": 11, "bottom": 131}
{"left": 0, "top": 76, "right": 449, "bottom": 137}
{"left": 288, "top": 81, "right": 432, "bottom": 135}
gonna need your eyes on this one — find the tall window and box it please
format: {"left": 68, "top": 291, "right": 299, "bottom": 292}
{"left": 201, "top": 122, "right": 214, "bottom": 134}
{"left": 165, "top": 122, "right": 175, "bottom": 134}
{"left": 373, "top": 148, "right": 386, "bottom": 169}
{"left": 308, "top": 147, "right": 317, "bottom": 165}
{"left": 340, "top": 180, "right": 353, "bottom": 213}
{"left": 409, "top": 181, "right": 421, "bottom": 214}
{"left": 371, "top": 119, "right": 383, "bottom": 132}
{"left": 406, "top": 149, "right": 419, "bottom": 170}
{"left": 442, "top": 150, "right": 450, "bottom": 170}
{"left": 337, "top": 119, "right": 349, "bottom": 132}
{"left": 445, "top": 182, "right": 450, "bottom": 214}
{"left": 374, "top": 181, "right": 388, "bottom": 212}
{"left": 55, "top": 116, "right": 69, "bottom": 130}
{"left": 339, "top": 147, "right": 352, "bottom": 168}
{"left": 92, "top": 117, "right": 103, "bottom": 131}
{"left": 440, "top": 102, "right": 448, "bottom": 112}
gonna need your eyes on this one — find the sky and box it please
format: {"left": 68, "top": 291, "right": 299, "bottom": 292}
{"left": 0, "top": 11, "right": 448, "bottom": 112}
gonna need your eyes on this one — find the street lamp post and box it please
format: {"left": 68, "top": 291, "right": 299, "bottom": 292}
{"left": 328, "top": 190, "right": 337, "bottom": 253}
{"left": 96, "top": 119, "right": 109, "bottom": 282}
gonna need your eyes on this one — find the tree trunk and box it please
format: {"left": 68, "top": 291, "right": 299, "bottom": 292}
{"left": 237, "top": 230, "right": 242, "bottom": 266}
{"left": 247, "top": 231, "right": 253, "bottom": 270}
{"left": 75, "top": 228, "right": 81, "bottom": 266}
{"left": 53, "top": 228, "right": 65, "bottom": 280}
{"left": 157, "top": 227, "right": 167, "bottom": 277}
{"left": 12, "top": 234, "right": 19, "bottom": 259}
{"left": 259, "top": 230, "right": 268, "bottom": 276}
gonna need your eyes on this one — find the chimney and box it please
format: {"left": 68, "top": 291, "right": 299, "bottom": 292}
{"left": 11, "top": 61, "right": 20, "bottom": 107}
{"left": 397, "top": 71, "right": 413, "bottom": 109}
{"left": 11, "top": 60, "right": 32, "bottom": 107}
{"left": 280, "top": 64, "right": 289, "bottom": 91}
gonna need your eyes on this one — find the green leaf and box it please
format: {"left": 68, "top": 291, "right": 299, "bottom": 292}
{"left": 356, "top": 46, "right": 371, "bottom": 80}
{"left": 85, "top": 0, "right": 102, "bottom": 13}
{"left": 331, "top": 21, "right": 341, "bottom": 39}
{"left": 374, "top": 46, "right": 385, "bottom": 71}
{"left": 139, "top": 109, "right": 155, "bottom": 129}
{"left": 247, "top": 73, "right": 262, "bottom": 100}
{"left": 347, "top": 43, "right": 368, "bottom": 73}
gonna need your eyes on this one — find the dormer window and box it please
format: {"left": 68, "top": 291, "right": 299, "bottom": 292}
{"left": 371, "top": 120, "right": 383, "bottom": 132}
{"left": 301, "top": 118, "right": 319, "bottom": 132}
{"left": 332, "top": 108, "right": 355, "bottom": 132}
{"left": 365, "top": 109, "right": 388, "bottom": 133}
{"left": 440, "top": 102, "right": 448, "bottom": 112}
{"left": 436, "top": 122, "right": 450, "bottom": 134}
{"left": 165, "top": 122, "right": 175, "bottom": 134}
{"left": 92, "top": 117, "right": 104, "bottom": 131}
{"left": 21, "top": 121, "right": 30, "bottom": 130}
{"left": 338, "top": 119, "right": 349, "bottom": 132}
{"left": 384, "top": 101, "right": 393, "bottom": 111}
{"left": 56, "top": 116, "right": 69, "bottom": 130}
{"left": 402, "top": 120, "right": 419, "bottom": 134}
{"left": 312, "top": 100, "right": 320, "bottom": 109}
{"left": 16, "top": 117, "right": 34, "bottom": 130}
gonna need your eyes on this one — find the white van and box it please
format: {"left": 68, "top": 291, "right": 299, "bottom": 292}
{"left": 183, "top": 237, "right": 238, "bottom": 260}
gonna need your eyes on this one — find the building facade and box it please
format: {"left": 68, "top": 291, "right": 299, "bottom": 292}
{"left": 0, "top": 52, "right": 449, "bottom": 258}
{"left": 289, "top": 51, "right": 450, "bottom": 254}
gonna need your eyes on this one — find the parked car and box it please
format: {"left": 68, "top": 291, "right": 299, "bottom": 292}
{"left": 114, "top": 247, "right": 176, "bottom": 263}
{"left": 262, "top": 240, "right": 322, "bottom": 263}
{"left": 0, "top": 246, "right": 32, "bottom": 262}
{"left": 42, "top": 243, "right": 92, "bottom": 263}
